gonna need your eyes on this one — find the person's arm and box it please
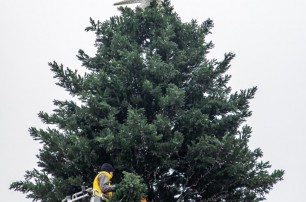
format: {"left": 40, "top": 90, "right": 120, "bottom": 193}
{"left": 98, "top": 174, "right": 116, "bottom": 193}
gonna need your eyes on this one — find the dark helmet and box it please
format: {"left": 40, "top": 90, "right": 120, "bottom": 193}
{"left": 101, "top": 163, "right": 115, "bottom": 172}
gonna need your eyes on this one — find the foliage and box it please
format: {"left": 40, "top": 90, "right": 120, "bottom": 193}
{"left": 109, "top": 171, "right": 147, "bottom": 202}
{"left": 10, "top": 0, "right": 284, "bottom": 201}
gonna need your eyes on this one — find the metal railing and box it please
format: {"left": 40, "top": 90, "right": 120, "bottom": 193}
{"left": 61, "top": 184, "right": 93, "bottom": 202}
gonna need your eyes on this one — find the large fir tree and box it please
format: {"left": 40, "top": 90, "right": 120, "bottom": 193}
{"left": 10, "top": 1, "right": 284, "bottom": 201}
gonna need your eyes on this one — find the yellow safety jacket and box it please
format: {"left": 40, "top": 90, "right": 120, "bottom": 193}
{"left": 93, "top": 171, "right": 113, "bottom": 198}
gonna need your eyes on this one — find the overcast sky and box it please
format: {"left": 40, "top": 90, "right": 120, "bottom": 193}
{"left": 1, "top": 0, "right": 305, "bottom": 201}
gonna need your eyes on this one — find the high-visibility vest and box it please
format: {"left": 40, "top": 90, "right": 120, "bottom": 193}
{"left": 92, "top": 171, "right": 113, "bottom": 198}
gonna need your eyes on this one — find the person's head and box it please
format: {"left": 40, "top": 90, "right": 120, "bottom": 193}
{"left": 101, "top": 163, "right": 115, "bottom": 176}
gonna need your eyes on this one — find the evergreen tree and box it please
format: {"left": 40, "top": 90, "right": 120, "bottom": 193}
{"left": 109, "top": 171, "right": 147, "bottom": 202}
{"left": 10, "top": 1, "right": 284, "bottom": 201}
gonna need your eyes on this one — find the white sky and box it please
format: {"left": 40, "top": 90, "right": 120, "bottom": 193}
{"left": 1, "top": 0, "right": 305, "bottom": 201}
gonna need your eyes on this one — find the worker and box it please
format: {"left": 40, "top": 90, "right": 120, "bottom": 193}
{"left": 92, "top": 163, "right": 116, "bottom": 202}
